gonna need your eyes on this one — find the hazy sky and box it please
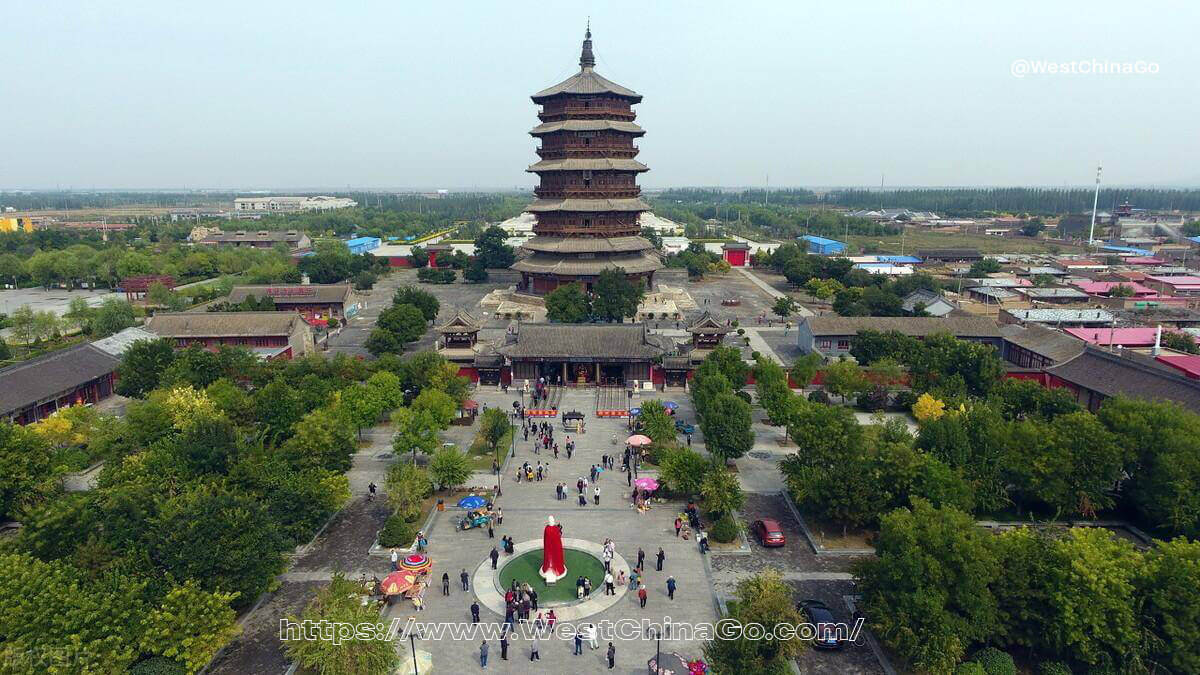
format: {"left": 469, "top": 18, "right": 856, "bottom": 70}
{"left": 4, "top": 1, "right": 1198, "bottom": 190}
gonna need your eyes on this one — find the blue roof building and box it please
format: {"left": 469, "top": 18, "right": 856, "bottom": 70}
{"left": 345, "top": 236, "right": 381, "bottom": 255}
{"left": 1101, "top": 244, "right": 1153, "bottom": 256}
{"left": 799, "top": 235, "right": 846, "bottom": 255}
{"left": 876, "top": 255, "right": 922, "bottom": 264}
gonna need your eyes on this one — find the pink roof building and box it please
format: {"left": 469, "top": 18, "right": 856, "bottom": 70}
{"left": 1063, "top": 326, "right": 1166, "bottom": 348}
{"left": 1123, "top": 256, "right": 1166, "bottom": 265}
{"left": 1156, "top": 354, "right": 1200, "bottom": 379}
{"left": 1072, "top": 281, "right": 1156, "bottom": 297}
{"left": 1145, "top": 276, "right": 1200, "bottom": 296}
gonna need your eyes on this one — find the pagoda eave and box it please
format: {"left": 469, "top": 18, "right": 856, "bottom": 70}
{"left": 526, "top": 198, "right": 650, "bottom": 213}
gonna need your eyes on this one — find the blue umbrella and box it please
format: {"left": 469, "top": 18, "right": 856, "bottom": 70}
{"left": 629, "top": 407, "right": 642, "bottom": 416}
{"left": 457, "top": 495, "right": 486, "bottom": 509}
{"left": 662, "top": 401, "right": 680, "bottom": 410}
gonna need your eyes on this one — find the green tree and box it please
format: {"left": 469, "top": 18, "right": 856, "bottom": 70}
{"left": 853, "top": 500, "right": 1000, "bottom": 673}
{"left": 152, "top": 482, "right": 286, "bottom": 610}
{"left": 1137, "top": 537, "right": 1200, "bottom": 673}
{"left": 638, "top": 399, "right": 677, "bottom": 449}
{"left": 968, "top": 258, "right": 1002, "bottom": 276}
{"left": 0, "top": 422, "right": 54, "bottom": 520}
{"left": 139, "top": 580, "right": 240, "bottom": 673}
{"left": 545, "top": 283, "right": 591, "bottom": 323}
{"left": 1043, "top": 528, "right": 1143, "bottom": 669}
{"left": 703, "top": 344, "right": 749, "bottom": 389}
{"left": 429, "top": 446, "right": 471, "bottom": 490}
{"left": 1163, "top": 331, "right": 1200, "bottom": 354}
{"left": 411, "top": 388, "right": 456, "bottom": 429}
{"left": 591, "top": 268, "right": 644, "bottom": 322}
{"left": 701, "top": 467, "right": 745, "bottom": 516}
{"left": 115, "top": 339, "right": 177, "bottom": 398}
{"left": 339, "top": 384, "right": 387, "bottom": 438}
{"left": 658, "top": 447, "right": 711, "bottom": 498}
{"left": 704, "top": 571, "right": 806, "bottom": 674}
{"left": 283, "top": 573, "right": 396, "bottom": 675}
{"left": 463, "top": 257, "right": 489, "bottom": 282}
{"left": 790, "top": 352, "right": 823, "bottom": 388}
{"left": 772, "top": 295, "right": 796, "bottom": 318}
{"left": 822, "top": 359, "right": 870, "bottom": 402}
{"left": 478, "top": 407, "right": 510, "bottom": 462}
{"left": 253, "top": 379, "right": 305, "bottom": 443}
{"left": 473, "top": 226, "right": 515, "bottom": 268}
{"left": 700, "top": 391, "right": 754, "bottom": 462}
{"left": 392, "top": 286, "right": 440, "bottom": 322}
{"left": 753, "top": 356, "right": 792, "bottom": 423}
{"left": 408, "top": 246, "right": 429, "bottom": 268}
{"left": 90, "top": 298, "right": 136, "bottom": 337}
{"left": 1005, "top": 412, "right": 1127, "bottom": 517}
{"left": 391, "top": 407, "right": 439, "bottom": 463}
{"left": 280, "top": 406, "right": 357, "bottom": 473}
{"left": 385, "top": 461, "right": 432, "bottom": 521}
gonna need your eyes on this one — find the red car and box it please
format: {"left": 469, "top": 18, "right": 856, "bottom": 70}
{"left": 751, "top": 519, "right": 786, "bottom": 547}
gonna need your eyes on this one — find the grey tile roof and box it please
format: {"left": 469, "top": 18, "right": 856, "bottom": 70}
{"left": 226, "top": 284, "right": 352, "bottom": 305}
{"left": 998, "top": 324, "right": 1086, "bottom": 364}
{"left": 530, "top": 120, "right": 644, "bottom": 136}
{"left": 145, "top": 311, "right": 303, "bottom": 338}
{"left": 527, "top": 158, "right": 649, "bottom": 173}
{"left": 521, "top": 236, "right": 654, "bottom": 255}
{"left": 89, "top": 326, "right": 160, "bottom": 357}
{"left": 526, "top": 198, "right": 650, "bottom": 213}
{"left": 1047, "top": 346, "right": 1200, "bottom": 413}
{"left": 0, "top": 344, "right": 120, "bottom": 417}
{"left": 201, "top": 231, "right": 307, "bottom": 244}
{"left": 436, "top": 310, "right": 482, "bottom": 334}
{"left": 687, "top": 311, "right": 731, "bottom": 334}
{"left": 498, "top": 323, "right": 669, "bottom": 360}
{"left": 1017, "top": 287, "right": 1089, "bottom": 299}
{"left": 531, "top": 68, "right": 641, "bottom": 103}
{"left": 510, "top": 250, "right": 663, "bottom": 276}
{"left": 801, "top": 316, "right": 1002, "bottom": 338}
{"left": 1003, "top": 309, "right": 1115, "bottom": 324}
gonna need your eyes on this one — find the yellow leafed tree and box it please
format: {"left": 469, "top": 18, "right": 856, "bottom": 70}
{"left": 912, "top": 393, "right": 946, "bottom": 422}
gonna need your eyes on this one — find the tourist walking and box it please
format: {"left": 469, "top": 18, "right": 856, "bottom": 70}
{"left": 593, "top": 485, "right": 601, "bottom": 505}
{"left": 675, "top": 517, "right": 683, "bottom": 537}
{"left": 656, "top": 547, "right": 665, "bottom": 571}
{"left": 529, "top": 636, "right": 540, "bottom": 661}
{"left": 390, "top": 548, "right": 399, "bottom": 571}
{"left": 574, "top": 632, "right": 583, "bottom": 655}
{"left": 461, "top": 569, "right": 470, "bottom": 591}
{"left": 490, "top": 547, "right": 499, "bottom": 569}
{"left": 637, "top": 547, "right": 645, "bottom": 570}
{"left": 479, "top": 640, "right": 488, "bottom": 668}
{"left": 604, "top": 571, "right": 615, "bottom": 595}
{"left": 471, "top": 601, "right": 481, "bottom": 623}
{"left": 607, "top": 642, "right": 616, "bottom": 669}
{"left": 500, "top": 634, "right": 508, "bottom": 660}
{"left": 442, "top": 572, "right": 450, "bottom": 595}
{"left": 638, "top": 583, "right": 648, "bottom": 608}
{"left": 667, "top": 575, "right": 676, "bottom": 600}
{"left": 496, "top": 507, "right": 503, "bottom": 525}
{"left": 488, "top": 521, "right": 494, "bottom": 538}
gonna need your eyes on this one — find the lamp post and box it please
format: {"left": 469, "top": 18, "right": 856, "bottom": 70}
{"left": 652, "top": 627, "right": 662, "bottom": 675}
{"left": 407, "top": 626, "right": 425, "bottom": 675}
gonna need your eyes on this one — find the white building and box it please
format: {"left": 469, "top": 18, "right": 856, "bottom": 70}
{"left": 233, "top": 196, "right": 357, "bottom": 214}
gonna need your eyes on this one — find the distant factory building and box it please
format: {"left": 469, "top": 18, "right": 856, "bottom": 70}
{"left": 799, "top": 235, "right": 846, "bottom": 255}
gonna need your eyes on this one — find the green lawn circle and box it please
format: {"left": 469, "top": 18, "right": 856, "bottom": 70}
{"left": 497, "top": 548, "right": 608, "bottom": 605}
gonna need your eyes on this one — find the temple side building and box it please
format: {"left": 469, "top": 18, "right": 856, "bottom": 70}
{"left": 511, "top": 26, "right": 662, "bottom": 295}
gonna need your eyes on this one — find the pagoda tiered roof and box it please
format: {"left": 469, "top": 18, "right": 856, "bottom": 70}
{"left": 530, "top": 120, "right": 645, "bottom": 136}
{"left": 687, "top": 311, "right": 732, "bottom": 335}
{"left": 526, "top": 198, "right": 650, "bottom": 213}
{"left": 527, "top": 158, "right": 649, "bottom": 173}
{"left": 520, "top": 236, "right": 655, "bottom": 254}
{"left": 530, "top": 29, "right": 642, "bottom": 103}
{"left": 511, "top": 250, "right": 662, "bottom": 276}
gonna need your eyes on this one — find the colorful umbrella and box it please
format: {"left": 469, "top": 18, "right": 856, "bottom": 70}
{"left": 400, "top": 554, "right": 431, "bottom": 573}
{"left": 633, "top": 477, "right": 659, "bottom": 491}
{"left": 626, "top": 434, "right": 652, "bottom": 447}
{"left": 382, "top": 571, "right": 416, "bottom": 595}
{"left": 662, "top": 401, "right": 680, "bottom": 410}
{"left": 458, "top": 495, "right": 487, "bottom": 509}
{"left": 629, "top": 407, "right": 642, "bottom": 416}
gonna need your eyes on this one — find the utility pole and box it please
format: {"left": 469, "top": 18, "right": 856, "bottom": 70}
{"left": 1088, "top": 162, "right": 1102, "bottom": 246}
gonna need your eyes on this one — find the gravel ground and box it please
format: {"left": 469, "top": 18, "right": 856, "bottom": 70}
{"left": 290, "top": 496, "right": 393, "bottom": 574}
{"left": 207, "top": 581, "right": 324, "bottom": 675}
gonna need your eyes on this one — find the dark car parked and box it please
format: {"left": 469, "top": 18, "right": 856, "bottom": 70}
{"left": 750, "top": 518, "right": 786, "bottom": 547}
{"left": 799, "top": 599, "right": 844, "bottom": 650}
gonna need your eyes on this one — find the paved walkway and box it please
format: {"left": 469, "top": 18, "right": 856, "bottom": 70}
{"left": 736, "top": 267, "right": 814, "bottom": 316}
{"left": 384, "top": 387, "right": 718, "bottom": 673}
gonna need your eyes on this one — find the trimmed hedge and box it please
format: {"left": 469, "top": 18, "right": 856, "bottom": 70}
{"left": 378, "top": 512, "right": 418, "bottom": 548}
{"left": 709, "top": 513, "right": 739, "bottom": 543}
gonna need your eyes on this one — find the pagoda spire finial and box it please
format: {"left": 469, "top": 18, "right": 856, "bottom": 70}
{"left": 580, "top": 20, "right": 595, "bottom": 69}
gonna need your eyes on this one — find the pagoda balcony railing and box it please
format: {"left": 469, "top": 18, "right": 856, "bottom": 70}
{"left": 534, "top": 227, "right": 642, "bottom": 237}
{"left": 536, "top": 147, "right": 639, "bottom": 160}
{"left": 539, "top": 109, "right": 636, "bottom": 122}
{"left": 534, "top": 187, "right": 642, "bottom": 198}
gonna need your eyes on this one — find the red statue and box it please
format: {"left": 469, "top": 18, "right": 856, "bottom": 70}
{"left": 540, "top": 515, "right": 567, "bottom": 583}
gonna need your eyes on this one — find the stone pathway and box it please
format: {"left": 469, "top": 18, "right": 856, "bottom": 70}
{"left": 736, "top": 267, "right": 814, "bottom": 316}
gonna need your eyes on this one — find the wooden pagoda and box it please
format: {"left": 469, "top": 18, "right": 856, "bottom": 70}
{"left": 512, "top": 26, "right": 663, "bottom": 295}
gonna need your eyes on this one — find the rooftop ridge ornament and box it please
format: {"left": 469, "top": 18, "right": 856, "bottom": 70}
{"left": 580, "top": 22, "right": 595, "bottom": 69}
